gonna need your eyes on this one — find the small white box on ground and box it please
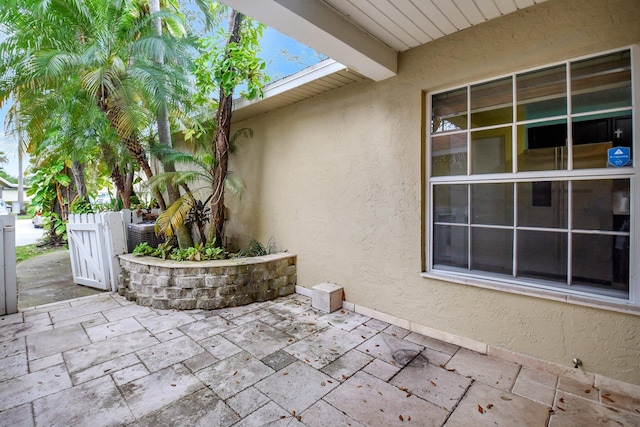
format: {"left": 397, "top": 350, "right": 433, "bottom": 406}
{"left": 312, "top": 282, "right": 343, "bottom": 313}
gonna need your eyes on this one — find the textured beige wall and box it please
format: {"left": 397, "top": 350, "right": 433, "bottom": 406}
{"left": 226, "top": 0, "right": 640, "bottom": 385}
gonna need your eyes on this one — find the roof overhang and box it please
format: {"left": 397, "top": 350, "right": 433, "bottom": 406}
{"left": 220, "top": 0, "right": 397, "bottom": 82}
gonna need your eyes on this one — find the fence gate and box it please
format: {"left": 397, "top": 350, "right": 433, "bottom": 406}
{"left": 68, "top": 213, "right": 128, "bottom": 292}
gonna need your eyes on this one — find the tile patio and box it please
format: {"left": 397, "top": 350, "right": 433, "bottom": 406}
{"left": 1, "top": 292, "right": 639, "bottom": 426}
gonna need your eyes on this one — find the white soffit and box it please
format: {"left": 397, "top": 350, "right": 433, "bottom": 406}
{"left": 232, "top": 59, "right": 366, "bottom": 122}
{"left": 223, "top": 0, "right": 547, "bottom": 119}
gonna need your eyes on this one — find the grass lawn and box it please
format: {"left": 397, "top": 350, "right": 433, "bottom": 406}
{"left": 16, "top": 244, "right": 65, "bottom": 264}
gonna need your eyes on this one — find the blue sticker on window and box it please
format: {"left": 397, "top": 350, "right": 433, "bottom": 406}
{"left": 608, "top": 147, "right": 631, "bottom": 167}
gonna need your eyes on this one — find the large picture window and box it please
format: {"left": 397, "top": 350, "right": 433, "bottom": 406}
{"left": 427, "top": 48, "right": 636, "bottom": 303}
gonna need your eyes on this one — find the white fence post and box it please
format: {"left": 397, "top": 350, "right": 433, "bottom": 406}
{"left": 0, "top": 215, "right": 17, "bottom": 315}
{"left": 102, "top": 212, "right": 128, "bottom": 292}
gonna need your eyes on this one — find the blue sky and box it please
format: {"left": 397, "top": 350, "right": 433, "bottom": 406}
{"left": 0, "top": 19, "right": 321, "bottom": 178}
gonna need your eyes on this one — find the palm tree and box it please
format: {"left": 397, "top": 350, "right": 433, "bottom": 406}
{"left": 0, "top": 0, "right": 194, "bottom": 211}
{"left": 151, "top": 127, "right": 251, "bottom": 245}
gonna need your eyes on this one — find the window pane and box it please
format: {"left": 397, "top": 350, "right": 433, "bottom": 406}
{"left": 471, "top": 127, "right": 512, "bottom": 174}
{"left": 572, "top": 179, "right": 630, "bottom": 231}
{"left": 471, "top": 183, "right": 513, "bottom": 225}
{"left": 471, "top": 228, "right": 513, "bottom": 275}
{"left": 571, "top": 50, "right": 631, "bottom": 114}
{"left": 517, "top": 181, "right": 568, "bottom": 228}
{"left": 434, "top": 225, "right": 468, "bottom": 268}
{"left": 432, "top": 88, "right": 467, "bottom": 133}
{"left": 517, "top": 230, "right": 567, "bottom": 283}
{"left": 432, "top": 133, "right": 467, "bottom": 176}
{"left": 433, "top": 184, "right": 468, "bottom": 224}
{"left": 471, "top": 77, "right": 513, "bottom": 128}
{"left": 517, "top": 65, "right": 567, "bottom": 121}
{"left": 517, "top": 120, "right": 568, "bottom": 171}
{"left": 573, "top": 113, "right": 632, "bottom": 169}
{"left": 572, "top": 233, "right": 629, "bottom": 293}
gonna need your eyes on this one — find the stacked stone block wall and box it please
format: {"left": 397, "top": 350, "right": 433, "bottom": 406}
{"left": 118, "top": 253, "right": 296, "bottom": 310}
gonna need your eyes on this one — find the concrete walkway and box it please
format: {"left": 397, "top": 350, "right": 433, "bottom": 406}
{"left": 17, "top": 250, "right": 105, "bottom": 310}
{"left": 1, "top": 292, "right": 639, "bottom": 426}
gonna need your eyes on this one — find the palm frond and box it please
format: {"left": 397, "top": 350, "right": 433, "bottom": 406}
{"left": 156, "top": 194, "right": 193, "bottom": 239}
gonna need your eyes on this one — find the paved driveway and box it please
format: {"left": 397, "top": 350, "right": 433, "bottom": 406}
{"left": 0, "top": 293, "right": 638, "bottom": 426}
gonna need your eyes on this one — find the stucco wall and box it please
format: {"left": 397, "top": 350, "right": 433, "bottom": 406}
{"left": 226, "top": 0, "right": 640, "bottom": 385}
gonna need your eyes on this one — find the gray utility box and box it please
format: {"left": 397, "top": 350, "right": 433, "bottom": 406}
{"left": 127, "top": 222, "right": 163, "bottom": 253}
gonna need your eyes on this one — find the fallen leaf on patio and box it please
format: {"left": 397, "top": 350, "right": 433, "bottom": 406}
{"left": 327, "top": 380, "right": 333, "bottom": 383}
{"left": 279, "top": 416, "right": 286, "bottom": 419}
{"left": 549, "top": 409, "right": 555, "bottom": 415}
{"left": 487, "top": 404, "right": 493, "bottom": 409}
{"left": 233, "top": 371, "right": 238, "bottom": 376}
{"left": 342, "top": 375, "right": 349, "bottom": 379}
{"left": 399, "top": 387, "right": 408, "bottom": 391}
{"left": 602, "top": 394, "right": 614, "bottom": 402}
{"left": 357, "top": 385, "right": 363, "bottom": 388}
{"left": 585, "top": 389, "right": 591, "bottom": 393}
{"left": 341, "top": 310, "right": 345, "bottom": 314}
{"left": 305, "top": 358, "right": 310, "bottom": 363}
{"left": 446, "top": 368, "right": 456, "bottom": 372}
{"left": 283, "top": 372, "right": 289, "bottom": 376}
{"left": 557, "top": 406, "right": 565, "bottom": 411}
{"left": 171, "top": 384, "right": 176, "bottom": 387}
{"left": 365, "top": 349, "right": 370, "bottom": 353}
{"left": 430, "top": 381, "right": 437, "bottom": 387}
{"left": 391, "top": 361, "right": 397, "bottom": 366}
{"left": 439, "top": 364, "right": 446, "bottom": 369}
{"left": 392, "top": 333, "right": 397, "bottom": 337}
{"left": 378, "top": 391, "right": 382, "bottom": 395}
{"left": 380, "top": 409, "right": 384, "bottom": 412}
{"left": 406, "top": 393, "right": 412, "bottom": 398}
{"left": 408, "top": 416, "right": 411, "bottom": 421}
{"left": 375, "top": 344, "right": 380, "bottom": 347}
{"left": 501, "top": 397, "right": 512, "bottom": 401}
{"left": 399, "top": 415, "right": 404, "bottom": 421}
{"left": 361, "top": 336, "right": 366, "bottom": 339}
{"left": 477, "top": 404, "right": 484, "bottom": 414}
{"left": 297, "top": 416, "right": 302, "bottom": 421}
{"left": 292, "top": 410, "right": 296, "bottom": 416}
{"left": 559, "top": 397, "right": 564, "bottom": 403}
{"left": 288, "top": 339, "right": 293, "bottom": 342}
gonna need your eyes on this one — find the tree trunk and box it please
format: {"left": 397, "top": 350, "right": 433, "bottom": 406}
{"left": 97, "top": 88, "right": 167, "bottom": 210}
{"left": 210, "top": 10, "right": 243, "bottom": 246}
{"left": 71, "top": 160, "right": 87, "bottom": 200}
{"left": 149, "top": 0, "right": 192, "bottom": 248}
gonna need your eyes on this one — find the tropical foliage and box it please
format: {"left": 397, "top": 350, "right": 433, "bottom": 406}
{"left": 0, "top": 0, "right": 270, "bottom": 254}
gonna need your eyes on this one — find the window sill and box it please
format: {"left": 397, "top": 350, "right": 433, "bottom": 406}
{"left": 421, "top": 271, "right": 640, "bottom": 317}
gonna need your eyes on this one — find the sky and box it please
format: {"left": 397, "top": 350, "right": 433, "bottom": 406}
{"left": 0, "top": 10, "right": 323, "bottom": 179}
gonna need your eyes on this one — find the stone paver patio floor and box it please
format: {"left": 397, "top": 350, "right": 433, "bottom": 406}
{"left": 1, "top": 292, "right": 639, "bottom": 426}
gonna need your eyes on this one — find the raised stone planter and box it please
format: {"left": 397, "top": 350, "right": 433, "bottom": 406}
{"left": 118, "top": 253, "right": 296, "bottom": 310}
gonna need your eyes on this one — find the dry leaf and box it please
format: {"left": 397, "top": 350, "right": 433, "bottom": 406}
{"left": 283, "top": 372, "right": 289, "bottom": 376}
{"left": 559, "top": 397, "right": 564, "bottom": 403}
{"left": 477, "top": 404, "right": 484, "bottom": 414}
{"left": 233, "top": 371, "right": 238, "bottom": 376}
{"left": 487, "top": 404, "right": 493, "bottom": 409}
{"left": 378, "top": 391, "right": 383, "bottom": 395}
{"left": 602, "top": 395, "right": 614, "bottom": 402}
{"left": 439, "top": 364, "right": 446, "bottom": 369}
{"left": 446, "top": 368, "right": 456, "bottom": 372}
{"left": 361, "top": 336, "right": 366, "bottom": 339}
{"left": 305, "top": 358, "right": 310, "bottom": 363}
{"left": 291, "top": 411, "right": 296, "bottom": 416}
{"left": 430, "top": 381, "right": 437, "bottom": 387}
{"left": 170, "top": 384, "right": 176, "bottom": 387}
{"left": 557, "top": 406, "right": 565, "bottom": 411}
{"left": 297, "top": 416, "right": 302, "bottom": 421}
{"left": 342, "top": 374, "right": 349, "bottom": 379}
{"left": 399, "top": 387, "right": 409, "bottom": 392}
{"left": 279, "top": 415, "right": 286, "bottom": 419}
{"left": 406, "top": 393, "right": 412, "bottom": 398}
{"left": 341, "top": 310, "right": 345, "bottom": 314}
{"left": 399, "top": 415, "right": 404, "bottom": 421}
{"left": 585, "top": 389, "right": 591, "bottom": 393}
{"left": 501, "top": 396, "right": 512, "bottom": 401}
{"left": 391, "top": 361, "right": 397, "bottom": 366}
{"left": 380, "top": 409, "right": 384, "bottom": 412}
{"left": 408, "top": 416, "right": 411, "bottom": 421}
{"left": 327, "top": 380, "right": 333, "bottom": 384}
{"left": 549, "top": 409, "right": 555, "bottom": 415}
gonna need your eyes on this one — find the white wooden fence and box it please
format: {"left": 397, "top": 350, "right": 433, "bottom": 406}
{"left": 67, "top": 209, "right": 156, "bottom": 292}
{"left": 0, "top": 215, "right": 17, "bottom": 315}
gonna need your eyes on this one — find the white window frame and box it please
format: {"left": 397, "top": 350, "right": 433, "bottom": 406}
{"left": 424, "top": 45, "right": 639, "bottom": 308}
